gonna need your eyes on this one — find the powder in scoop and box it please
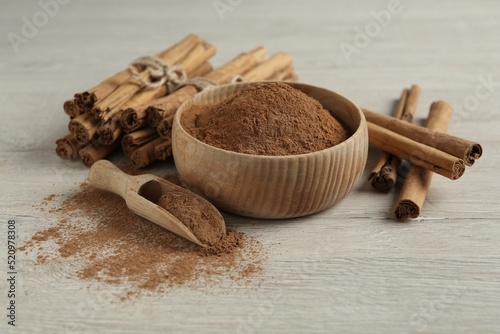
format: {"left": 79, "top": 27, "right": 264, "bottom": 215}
{"left": 157, "top": 190, "right": 225, "bottom": 247}
{"left": 182, "top": 82, "right": 349, "bottom": 155}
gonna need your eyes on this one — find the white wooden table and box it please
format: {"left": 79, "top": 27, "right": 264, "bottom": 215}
{"left": 1, "top": 1, "right": 499, "bottom": 333}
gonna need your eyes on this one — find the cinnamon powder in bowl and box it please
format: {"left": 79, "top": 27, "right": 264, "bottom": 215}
{"left": 185, "top": 82, "right": 348, "bottom": 155}
{"left": 172, "top": 82, "right": 369, "bottom": 219}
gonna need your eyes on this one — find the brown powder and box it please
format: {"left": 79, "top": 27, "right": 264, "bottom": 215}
{"left": 157, "top": 190, "right": 225, "bottom": 247}
{"left": 182, "top": 82, "right": 349, "bottom": 155}
{"left": 21, "top": 182, "right": 265, "bottom": 300}
{"left": 201, "top": 229, "right": 244, "bottom": 256}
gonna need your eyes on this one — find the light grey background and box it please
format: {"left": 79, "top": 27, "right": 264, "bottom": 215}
{"left": 1, "top": 0, "right": 499, "bottom": 333}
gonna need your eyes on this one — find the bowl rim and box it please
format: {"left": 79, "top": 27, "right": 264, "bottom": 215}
{"left": 173, "top": 81, "right": 367, "bottom": 160}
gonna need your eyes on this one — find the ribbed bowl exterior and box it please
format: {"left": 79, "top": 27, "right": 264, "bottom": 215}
{"left": 172, "top": 82, "right": 368, "bottom": 219}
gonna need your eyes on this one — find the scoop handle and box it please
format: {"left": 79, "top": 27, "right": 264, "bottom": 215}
{"left": 88, "top": 160, "right": 131, "bottom": 197}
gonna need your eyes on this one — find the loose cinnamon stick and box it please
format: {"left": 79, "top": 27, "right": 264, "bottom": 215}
{"left": 400, "top": 84, "right": 421, "bottom": 123}
{"left": 369, "top": 89, "right": 409, "bottom": 192}
{"left": 68, "top": 113, "right": 100, "bottom": 143}
{"left": 78, "top": 140, "right": 120, "bottom": 167}
{"left": 369, "top": 85, "right": 420, "bottom": 192}
{"left": 363, "top": 108, "right": 482, "bottom": 166}
{"left": 154, "top": 139, "right": 173, "bottom": 161}
{"left": 55, "top": 134, "right": 83, "bottom": 159}
{"left": 130, "top": 136, "right": 165, "bottom": 168}
{"left": 367, "top": 122, "right": 465, "bottom": 180}
{"left": 121, "top": 127, "right": 158, "bottom": 157}
{"left": 394, "top": 101, "right": 453, "bottom": 221}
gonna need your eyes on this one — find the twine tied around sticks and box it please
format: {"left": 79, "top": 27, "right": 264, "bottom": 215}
{"left": 128, "top": 56, "right": 247, "bottom": 93}
{"left": 128, "top": 56, "right": 187, "bottom": 92}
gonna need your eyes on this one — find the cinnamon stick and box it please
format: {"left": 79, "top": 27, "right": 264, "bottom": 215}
{"left": 367, "top": 122, "right": 465, "bottom": 180}
{"left": 63, "top": 99, "right": 79, "bottom": 118}
{"left": 266, "top": 65, "right": 297, "bottom": 81}
{"left": 157, "top": 115, "right": 175, "bottom": 139}
{"left": 154, "top": 139, "right": 173, "bottom": 161}
{"left": 363, "top": 108, "right": 483, "bottom": 166}
{"left": 369, "top": 85, "right": 420, "bottom": 192}
{"left": 74, "top": 71, "right": 130, "bottom": 113}
{"left": 68, "top": 113, "right": 100, "bottom": 143}
{"left": 282, "top": 71, "right": 299, "bottom": 82}
{"left": 147, "top": 88, "right": 194, "bottom": 128}
{"left": 78, "top": 140, "right": 120, "bottom": 167}
{"left": 120, "top": 106, "right": 149, "bottom": 133}
{"left": 400, "top": 84, "right": 421, "bottom": 123}
{"left": 369, "top": 89, "right": 408, "bottom": 192}
{"left": 121, "top": 127, "right": 158, "bottom": 157}
{"left": 130, "top": 137, "right": 165, "bottom": 168}
{"left": 97, "top": 115, "right": 121, "bottom": 145}
{"left": 176, "top": 42, "right": 217, "bottom": 75}
{"left": 100, "top": 86, "right": 167, "bottom": 124}
{"left": 242, "top": 52, "right": 293, "bottom": 81}
{"left": 189, "top": 62, "right": 213, "bottom": 78}
{"left": 55, "top": 134, "right": 83, "bottom": 159}
{"left": 204, "top": 46, "right": 268, "bottom": 84}
{"left": 394, "top": 101, "right": 453, "bottom": 221}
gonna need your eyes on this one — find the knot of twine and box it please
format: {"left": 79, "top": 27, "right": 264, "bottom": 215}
{"left": 128, "top": 56, "right": 187, "bottom": 91}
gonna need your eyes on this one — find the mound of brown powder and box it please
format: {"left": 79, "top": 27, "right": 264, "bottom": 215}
{"left": 182, "top": 82, "right": 349, "bottom": 155}
{"left": 157, "top": 190, "right": 225, "bottom": 247}
{"left": 21, "top": 179, "right": 265, "bottom": 300}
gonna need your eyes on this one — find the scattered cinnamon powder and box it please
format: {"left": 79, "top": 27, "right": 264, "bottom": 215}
{"left": 43, "top": 194, "right": 56, "bottom": 201}
{"left": 157, "top": 190, "right": 225, "bottom": 247}
{"left": 182, "top": 82, "right": 349, "bottom": 155}
{"left": 21, "top": 182, "right": 265, "bottom": 300}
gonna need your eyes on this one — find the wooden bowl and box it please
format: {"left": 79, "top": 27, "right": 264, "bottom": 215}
{"left": 172, "top": 82, "right": 368, "bottom": 219}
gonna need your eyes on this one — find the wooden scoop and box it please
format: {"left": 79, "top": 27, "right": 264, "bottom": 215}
{"left": 88, "top": 160, "right": 224, "bottom": 247}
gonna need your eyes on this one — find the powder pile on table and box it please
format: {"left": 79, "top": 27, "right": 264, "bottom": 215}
{"left": 21, "top": 179, "right": 265, "bottom": 300}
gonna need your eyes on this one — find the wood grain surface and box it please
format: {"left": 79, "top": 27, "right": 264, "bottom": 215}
{"left": 1, "top": 0, "right": 499, "bottom": 333}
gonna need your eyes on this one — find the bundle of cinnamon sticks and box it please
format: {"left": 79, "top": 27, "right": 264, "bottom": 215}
{"left": 56, "top": 34, "right": 298, "bottom": 168}
{"left": 364, "top": 85, "right": 483, "bottom": 221}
